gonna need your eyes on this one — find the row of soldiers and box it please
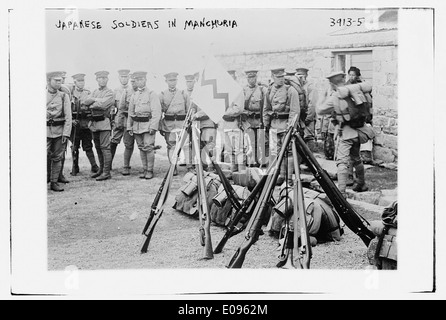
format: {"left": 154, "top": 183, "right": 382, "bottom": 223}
{"left": 48, "top": 66, "right": 363, "bottom": 194}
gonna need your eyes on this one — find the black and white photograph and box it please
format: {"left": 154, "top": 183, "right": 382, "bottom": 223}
{"left": 2, "top": 1, "right": 443, "bottom": 301}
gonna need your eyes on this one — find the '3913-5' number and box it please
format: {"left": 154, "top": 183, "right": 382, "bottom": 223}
{"left": 330, "top": 17, "right": 365, "bottom": 27}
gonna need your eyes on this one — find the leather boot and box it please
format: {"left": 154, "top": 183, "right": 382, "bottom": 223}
{"left": 110, "top": 142, "right": 118, "bottom": 170}
{"left": 96, "top": 149, "right": 112, "bottom": 181}
{"left": 58, "top": 156, "right": 69, "bottom": 183}
{"left": 286, "top": 156, "right": 294, "bottom": 185}
{"left": 50, "top": 160, "right": 64, "bottom": 192}
{"left": 168, "top": 148, "right": 178, "bottom": 176}
{"left": 276, "top": 157, "right": 288, "bottom": 186}
{"left": 122, "top": 147, "right": 133, "bottom": 176}
{"left": 47, "top": 156, "right": 51, "bottom": 183}
{"left": 85, "top": 149, "right": 99, "bottom": 173}
{"left": 139, "top": 150, "right": 148, "bottom": 179}
{"left": 352, "top": 163, "right": 369, "bottom": 192}
{"left": 70, "top": 147, "right": 80, "bottom": 176}
{"left": 337, "top": 165, "right": 349, "bottom": 194}
{"left": 145, "top": 151, "right": 155, "bottom": 179}
{"left": 91, "top": 150, "right": 104, "bottom": 178}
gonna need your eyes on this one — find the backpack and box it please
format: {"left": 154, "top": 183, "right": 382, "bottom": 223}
{"left": 367, "top": 201, "right": 397, "bottom": 269}
{"left": 336, "top": 84, "right": 373, "bottom": 129}
{"left": 270, "top": 187, "right": 343, "bottom": 243}
{"left": 173, "top": 172, "right": 221, "bottom": 217}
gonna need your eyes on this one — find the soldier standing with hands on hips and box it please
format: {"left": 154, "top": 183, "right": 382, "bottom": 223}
{"left": 127, "top": 71, "right": 162, "bottom": 180}
{"left": 47, "top": 71, "right": 72, "bottom": 192}
{"left": 82, "top": 71, "right": 115, "bottom": 181}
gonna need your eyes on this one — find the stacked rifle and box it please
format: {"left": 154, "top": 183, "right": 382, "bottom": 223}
{"left": 140, "top": 112, "right": 376, "bottom": 267}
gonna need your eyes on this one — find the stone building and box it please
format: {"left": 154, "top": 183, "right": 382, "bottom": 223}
{"left": 217, "top": 10, "right": 398, "bottom": 164}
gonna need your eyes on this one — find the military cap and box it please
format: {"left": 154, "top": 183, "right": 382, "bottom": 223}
{"left": 95, "top": 71, "right": 109, "bottom": 77}
{"left": 118, "top": 69, "right": 131, "bottom": 76}
{"left": 271, "top": 67, "right": 286, "bottom": 77}
{"left": 60, "top": 71, "right": 67, "bottom": 77}
{"left": 164, "top": 72, "right": 179, "bottom": 80}
{"left": 326, "top": 70, "right": 346, "bottom": 80}
{"left": 47, "top": 71, "right": 64, "bottom": 80}
{"left": 132, "top": 71, "right": 148, "bottom": 78}
{"left": 285, "top": 69, "right": 296, "bottom": 76}
{"left": 184, "top": 74, "right": 196, "bottom": 81}
{"left": 245, "top": 70, "right": 258, "bottom": 78}
{"left": 296, "top": 67, "right": 309, "bottom": 74}
{"left": 72, "top": 73, "right": 86, "bottom": 81}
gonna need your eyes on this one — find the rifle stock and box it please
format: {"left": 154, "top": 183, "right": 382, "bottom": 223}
{"left": 213, "top": 173, "right": 268, "bottom": 254}
{"left": 192, "top": 123, "right": 214, "bottom": 259}
{"left": 211, "top": 159, "right": 242, "bottom": 211}
{"left": 292, "top": 139, "right": 312, "bottom": 269}
{"left": 293, "top": 133, "right": 375, "bottom": 246}
{"left": 140, "top": 108, "right": 193, "bottom": 254}
{"left": 227, "top": 120, "right": 297, "bottom": 268}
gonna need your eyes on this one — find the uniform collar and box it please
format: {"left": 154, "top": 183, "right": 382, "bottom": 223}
{"left": 47, "top": 87, "right": 57, "bottom": 94}
{"left": 168, "top": 87, "right": 177, "bottom": 93}
{"left": 138, "top": 86, "right": 147, "bottom": 92}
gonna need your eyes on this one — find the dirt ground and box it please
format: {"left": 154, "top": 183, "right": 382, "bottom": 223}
{"left": 47, "top": 144, "right": 394, "bottom": 271}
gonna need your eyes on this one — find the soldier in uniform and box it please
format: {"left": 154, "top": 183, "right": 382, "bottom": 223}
{"left": 317, "top": 71, "right": 374, "bottom": 196}
{"left": 110, "top": 69, "right": 131, "bottom": 168}
{"left": 47, "top": 71, "right": 72, "bottom": 192}
{"left": 241, "top": 70, "right": 267, "bottom": 167}
{"left": 127, "top": 71, "right": 162, "bottom": 179}
{"left": 109, "top": 69, "right": 137, "bottom": 175}
{"left": 70, "top": 73, "right": 99, "bottom": 176}
{"left": 56, "top": 71, "right": 74, "bottom": 184}
{"left": 187, "top": 73, "right": 217, "bottom": 172}
{"left": 263, "top": 67, "right": 300, "bottom": 185}
{"left": 219, "top": 69, "right": 244, "bottom": 173}
{"left": 296, "top": 67, "right": 318, "bottom": 152}
{"left": 82, "top": 71, "right": 115, "bottom": 181}
{"left": 159, "top": 72, "right": 191, "bottom": 176}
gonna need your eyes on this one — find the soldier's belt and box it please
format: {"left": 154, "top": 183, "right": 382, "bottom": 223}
{"left": 91, "top": 115, "right": 105, "bottom": 121}
{"left": 247, "top": 112, "right": 261, "bottom": 119}
{"left": 73, "top": 112, "right": 92, "bottom": 120}
{"left": 271, "top": 112, "right": 289, "bottom": 120}
{"left": 196, "top": 115, "right": 210, "bottom": 121}
{"left": 131, "top": 115, "right": 152, "bottom": 122}
{"left": 46, "top": 119, "right": 66, "bottom": 126}
{"left": 222, "top": 115, "right": 239, "bottom": 122}
{"left": 164, "top": 114, "right": 186, "bottom": 121}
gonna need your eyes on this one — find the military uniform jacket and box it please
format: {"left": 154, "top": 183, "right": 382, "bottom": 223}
{"left": 82, "top": 87, "right": 114, "bottom": 132}
{"left": 72, "top": 87, "right": 91, "bottom": 129}
{"left": 263, "top": 84, "right": 300, "bottom": 132}
{"left": 317, "top": 88, "right": 358, "bottom": 140}
{"left": 115, "top": 86, "right": 135, "bottom": 129}
{"left": 159, "top": 89, "right": 190, "bottom": 132}
{"left": 47, "top": 89, "right": 72, "bottom": 138}
{"left": 243, "top": 85, "right": 266, "bottom": 128}
{"left": 220, "top": 94, "right": 244, "bottom": 131}
{"left": 303, "top": 81, "right": 317, "bottom": 123}
{"left": 186, "top": 89, "right": 215, "bottom": 129}
{"left": 127, "top": 87, "right": 161, "bottom": 134}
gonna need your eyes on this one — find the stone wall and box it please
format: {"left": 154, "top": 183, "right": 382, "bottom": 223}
{"left": 216, "top": 30, "right": 398, "bottom": 164}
